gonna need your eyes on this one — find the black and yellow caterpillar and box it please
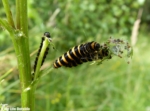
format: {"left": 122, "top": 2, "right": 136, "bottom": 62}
{"left": 53, "top": 41, "right": 109, "bottom": 68}
{"left": 33, "top": 32, "right": 51, "bottom": 72}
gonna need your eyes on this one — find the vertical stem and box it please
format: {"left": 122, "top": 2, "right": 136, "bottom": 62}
{"left": 15, "top": 0, "right": 33, "bottom": 110}
{"left": 30, "top": 35, "right": 51, "bottom": 110}
{"left": 19, "top": 0, "right": 28, "bottom": 36}
{"left": 16, "top": 0, "right": 20, "bottom": 29}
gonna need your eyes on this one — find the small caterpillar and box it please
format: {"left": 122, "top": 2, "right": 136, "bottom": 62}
{"left": 33, "top": 32, "right": 51, "bottom": 72}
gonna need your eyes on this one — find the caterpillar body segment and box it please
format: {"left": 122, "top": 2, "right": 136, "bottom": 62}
{"left": 53, "top": 41, "right": 101, "bottom": 68}
{"left": 80, "top": 48, "right": 110, "bottom": 62}
{"left": 41, "top": 46, "right": 49, "bottom": 66}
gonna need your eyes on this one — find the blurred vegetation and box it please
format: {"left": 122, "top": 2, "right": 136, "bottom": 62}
{"left": 0, "top": 0, "right": 150, "bottom": 111}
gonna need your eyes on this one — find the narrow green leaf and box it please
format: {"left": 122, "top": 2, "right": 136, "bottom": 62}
{"left": 2, "top": 0, "right": 15, "bottom": 28}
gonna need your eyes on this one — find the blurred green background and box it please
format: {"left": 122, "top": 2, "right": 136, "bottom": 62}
{"left": 0, "top": 0, "right": 150, "bottom": 111}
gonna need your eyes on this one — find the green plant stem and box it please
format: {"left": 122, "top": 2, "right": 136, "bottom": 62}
{"left": 30, "top": 37, "right": 50, "bottom": 110}
{"left": 16, "top": 0, "right": 20, "bottom": 29}
{"left": 19, "top": 0, "right": 28, "bottom": 36}
{"left": 34, "top": 39, "right": 50, "bottom": 80}
{"left": 15, "top": 33, "right": 32, "bottom": 109}
{"left": 2, "top": 0, "right": 15, "bottom": 28}
{"left": 27, "top": 35, "right": 50, "bottom": 110}
{"left": 15, "top": 0, "right": 32, "bottom": 110}
{"left": 0, "top": 19, "right": 32, "bottom": 111}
